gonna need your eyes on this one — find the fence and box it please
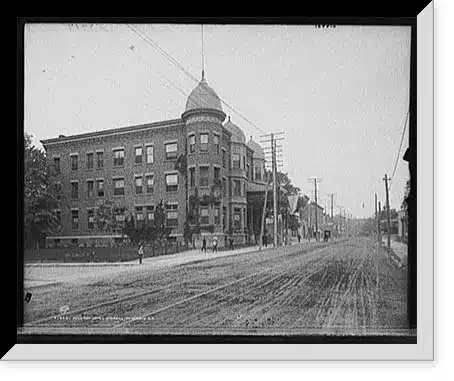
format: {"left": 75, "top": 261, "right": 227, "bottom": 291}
{"left": 24, "top": 241, "right": 188, "bottom": 263}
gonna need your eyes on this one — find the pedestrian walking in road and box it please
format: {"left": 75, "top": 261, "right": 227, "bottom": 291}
{"left": 212, "top": 236, "right": 218, "bottom": 253}
{"left": 201, "top": 237, "right": 207, "bottom": 252}
{"left": 297, "top": 234, "right": 301, "bottom": 243}
{"left": 138, "top": 242, "right": 144, "bottom": 265}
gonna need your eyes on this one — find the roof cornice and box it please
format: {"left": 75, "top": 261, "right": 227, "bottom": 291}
{"left": 41, "top": 118, "right": 184, "bottom": 146}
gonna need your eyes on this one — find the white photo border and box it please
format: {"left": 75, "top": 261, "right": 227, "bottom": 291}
{"left": 7, "top": 6, "right": 434, "bottom": 362}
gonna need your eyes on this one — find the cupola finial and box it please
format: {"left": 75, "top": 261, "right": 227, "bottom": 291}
{"left": 201, "top": 24, "right": 205, "bottom": 81}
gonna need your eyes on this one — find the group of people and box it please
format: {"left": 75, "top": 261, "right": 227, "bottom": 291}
{"left": 201, "top": 236, "right": 220, "bottom": 253}
{"left": 200, "top": 236, "right": 237, "bottom": 252}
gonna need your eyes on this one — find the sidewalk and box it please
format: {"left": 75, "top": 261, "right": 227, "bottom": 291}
{"left": 25, "top": 245, "right": 261, "bottom": 267}
{"left": 382, "top": 237, "right": 408, "bottom": 266}
{"left": 24, "top": 245, "right": 263, "bottom": 288}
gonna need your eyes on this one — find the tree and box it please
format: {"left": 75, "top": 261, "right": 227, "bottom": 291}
{"left": 123, "top": 214, "right": 139, "bottom": 244}
{"left": 276, "top": 171, "right": 301, "bottom": 195}
{"left": 153, "top": 200, "right": 173, "bottom": 241}
{"left": 94, "top": 200, "right": 126, "bottom": 234}
{"left": 287, "top": 214, "right": 301, "bottom": 232}
{"left": 24, "top": 133, "right": 65, "bottom": 248}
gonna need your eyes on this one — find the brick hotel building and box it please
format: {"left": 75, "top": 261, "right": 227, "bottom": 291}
{"left": 41, "top": 73, "right": 267, "bottom": 248}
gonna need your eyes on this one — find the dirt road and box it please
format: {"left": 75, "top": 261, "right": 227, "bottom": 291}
{"left": 21, "top": 237, "right": 408, "bottom": 336}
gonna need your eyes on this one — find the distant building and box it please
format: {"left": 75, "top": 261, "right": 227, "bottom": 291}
{"left": 41, "top": 73, "right": 266, "bottom": 247}
{"left": 397, "top": 209, "right": 408, "bottom": 242}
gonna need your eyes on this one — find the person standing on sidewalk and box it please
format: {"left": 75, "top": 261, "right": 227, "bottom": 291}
{"left": 138, "top": 242, "right": 144, "bottom": 265}
{"left": 212, "top": 236, "right": 218, "bottom": 253}
{"left": 201, "top": 237, "right": 207, "bottom": 252}
{"left": 229, "top": 237, "right": 234, "bottom": 250}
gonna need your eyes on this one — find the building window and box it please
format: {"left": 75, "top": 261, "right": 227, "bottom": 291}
{"left": 214, "top": 206, "right": 220, "bottom": 225}
{"left": 165, "top": 142, "right": 178, "bottom": 160}
{"left": 246, "top": 164, "right": 250, "bottom": 180}
{"left": 135, "top": 147, "right": 143, "bottom": 164}
{"left": 146, "top": 145, "right": 154, "bottom": 164}
{"left": 71, "top": 154, "right": 78, "bottom": 171}
{"left": 113, "top": 149, "right": 124, "bottom": 166}
{"left": 222, "top": 149, "right": 227, "bottom": 168}
{"left": 189, "top": 135, "right": 195, "bottom": 154}
{"left": 233, "top": 153, "right": 240, "bottom": 169}
{"left": 166, "top": 173, "right": 178, "bottom": 192}
{"left": 189, "top": 167, "right": 195, "bottom": 188}
{"left": 214, "top": 167, "right": 220, "bottom": 182}
{"left": 54, "top": 182, "right": 62, "bottom": 200}
{"left": 234, "top": 180, "right": 241, "bottom": 197}
{"left": 243, "top": 155, "right": 246, "bottom": 170}
{"left": 135, "top": 176, "right": 143, "bottom": 195}
{"left": 166, "top": 203, "right": 178, "bottom": 227}
{"left": 234, "top": 208, "right": 241, "bottom": 230}
{"left": 255, "top": 166, "right": 262, "bottom": 182}
{"left": 146, "top": 205, "right": 155, "bottom": 221}
{"left": 199, "top": 166, "right": 209, "bottom": 187}
{"left": 86, "top": 153, "right": 94, "bottom": 170}
{"left": 213, "top": 134, "right": 220, "bottom": 154}
{"left": 53, "top": 157, "right": 60, "bottom": 174}
{"left": 71, "top": 210, "right": 79, "bottom": 230}
{"left": 200, "top": 206, "right": 209, "bottom": 225}
{"left": 222, "top": 178, "right": 227, "bottom": 196}
{"left": 87, "top": 209, "right": 95, "bottom": 230}
{"left": 96, "top": 152, "right": 104, "bottom": 169}
{"left": 115, "top": 210, "right": 125, "bottom": 226}
{"left": 113, "top": 178, "right": 125, "bottom": 196}
{"left": 87, "top": 180, "right": 94, "bottom": 198}
{"left": 135, "top": 206, "right": 144, "bottom": 223}
{"left": 96, "top": 179, "right": 104, "bottom": 197}
{"left": 55, "top": 210, "right": 61, "bottom": 225}
{"left": 71, "top": 181, "right": 79, "bottom": 199}
{"left": 223, "top": 206, "right": 227, "bottom": 229}
{"left": 200, "top": 133, "right": 208, "bottom": 152}
{"left": 145, "top": 174, "right": 154, "bottom": 194}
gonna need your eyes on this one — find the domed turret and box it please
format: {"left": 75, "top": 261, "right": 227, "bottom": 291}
{"left": 247, "top": 137, "right": 265, "bottom": 159}
{"left": 185, "top": 72, "right": 223, "bottom": 113}
{"left": 224, "top": 116, "right": 246, "bottom": 144}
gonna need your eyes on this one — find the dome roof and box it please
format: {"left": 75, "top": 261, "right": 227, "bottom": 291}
{"left": 185, "top": 72, "right": 223, "bottom": 113}
{"left": 224, "top": 116, "right": 246, "bottom": 144}
{"left": 247, "top": 138, "right": 265, "bottom": 159}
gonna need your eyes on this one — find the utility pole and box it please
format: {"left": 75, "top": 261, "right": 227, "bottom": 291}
{"left": 338, "top": 206, "right": 343, "bottom": 237}
{"left": 261, "top": 132, "right": 284, "bottom": 247}
{"left": 308, "top": 178, "right": 322, "bottom": 241}
{"left": 383, "top": 174, "right": 391, "bottom": 249}
{"left": 329, "top": 193, "right": 335, "bottom": 219}
{"left": 375, "top": 193, "right": 379, "bottom": 244}
{"left": 272, "top": 137, "right": 278, "bottom": 246}
{"left": 259, "top": 171, "right": 270, "bottom": 250}
{"left": 345, "top": 210, "right": 348, "bottom": 237}
{"left": 378, "top": 201, "right": 382, "bottom": 245}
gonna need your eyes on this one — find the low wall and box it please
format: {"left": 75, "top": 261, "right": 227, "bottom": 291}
{"left": 24, "top": 241, "right": 187, "bottom": 263}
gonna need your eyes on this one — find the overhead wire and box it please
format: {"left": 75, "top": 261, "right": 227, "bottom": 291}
{"left": 127, "top": 24, "right": 268, "bottom": 136}
{"left": 389, "top": 109, "right": 410, "bottom": 191}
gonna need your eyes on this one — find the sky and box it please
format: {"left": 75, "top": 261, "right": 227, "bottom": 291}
{"left": 24, "top": 23, "right": 411, "bottom": 219}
